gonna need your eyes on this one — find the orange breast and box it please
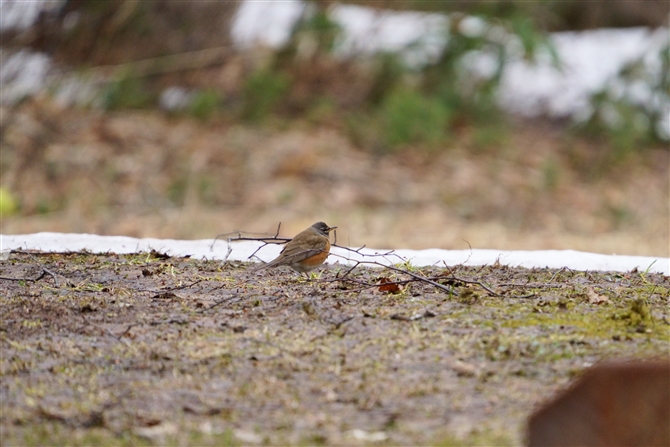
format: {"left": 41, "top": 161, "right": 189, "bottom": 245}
{"left": 299, "top": 240, "right": 331, "bottom": 267}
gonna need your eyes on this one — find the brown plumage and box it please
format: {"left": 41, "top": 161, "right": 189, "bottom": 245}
{"left": 256, "top": 222, "right": 337, "bottom": 273}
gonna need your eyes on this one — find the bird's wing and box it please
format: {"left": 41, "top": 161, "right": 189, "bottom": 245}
{"left": 256, "top": 232, "right": 328, "bottom": 270}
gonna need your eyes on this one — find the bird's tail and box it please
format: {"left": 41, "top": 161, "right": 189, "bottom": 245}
{"left": 252, "top": 260, "right": 276, "bottom": 272}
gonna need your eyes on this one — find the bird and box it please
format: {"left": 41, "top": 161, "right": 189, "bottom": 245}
{"left": 256, "top": 222, "right": 337, "bottom": 274}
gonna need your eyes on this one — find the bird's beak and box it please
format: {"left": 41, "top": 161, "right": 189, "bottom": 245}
{"left": 328, "top": 226, "right": 337, "bottom": 232}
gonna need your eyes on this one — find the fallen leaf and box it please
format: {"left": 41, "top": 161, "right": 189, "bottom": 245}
{"left": 378, "top": 277, "right": 402, "bottom": 294}
{"left": 587, "top": 287, "right": 609, "bottom": 305}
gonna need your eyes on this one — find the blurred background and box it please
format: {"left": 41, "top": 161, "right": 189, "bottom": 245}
{"left": 1, "top": 0, "right": 668, "bottom": 256}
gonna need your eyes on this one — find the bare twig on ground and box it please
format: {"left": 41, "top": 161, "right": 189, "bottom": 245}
{"left": 0, "top": 250, "right": 67, "bottom": 286}
{"left": 200, "top": 294, "right": 241, "bottom": 312}
{"left": 215, "top": 226, "right": 542, "bottom": 298}
{"left": 326, "top": 254, "right": 459, "bottom": 295}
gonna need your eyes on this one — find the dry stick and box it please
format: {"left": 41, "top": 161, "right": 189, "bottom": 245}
{"left": 0, "top": 267, "right": 60, "bottom": 286}
{"left": 218, "top": 229, "right": 429, "bottom": 292}
{"left": 137, "top": 278, "right": 206, "bottom": 295}
{"left": 325, "top": 253, "right": 458, "bottom": 295}
{"left": 434, "top": 275, "right": 538, "bottom": 298}
{"left": 332, "top": 271, "right": 537, "bottom": 299}
{"left": 509, "top": 292, "right": 538, "bottom": 299}
{"left": 212, "top": 223, "right": 292, "bottom": 262}
{"left": 496, "top": 282, "right": 566, "bottom": 288}
{"left": 2, "top": 250, "right": 65, "bottom": 286}
{"left": 390, "top": 310, "right": 437, "bottom": 321}
{"left": 437, "top": 276, "right": 499, "bottom": 296}
{"left": 159, "top": 279, "right": 204, "bottom": 292}
{"left": 438, "top": 260, "right": 541, "bottom": 298}
{"left": 328, "top": 254, "right": 542, "bottom": 298}
{"left": 332, "top": 243, "right": 405, "bottom": 264}
{"left": 200, "top": 293, "right": 241, "bottom": 313}
{"left": 216, "top": 226, "right": 535, "bottom": 298}
{"left": 214, "top": 223, "right": 404, "bottom": 266}
{"left": 325, "top": 246, "right": 408, "bottom": 282}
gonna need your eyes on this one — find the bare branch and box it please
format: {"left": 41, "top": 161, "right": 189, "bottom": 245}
{"left": 0, "top": 250, "right": 67, "bottom": 286}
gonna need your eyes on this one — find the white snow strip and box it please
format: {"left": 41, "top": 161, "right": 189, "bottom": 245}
{"left": 1, "top": 233, "right": 667, "bottom": 275}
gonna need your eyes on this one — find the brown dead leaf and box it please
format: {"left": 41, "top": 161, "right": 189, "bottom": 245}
{"left": 378, "top": 277, "right": 402, "bottom": 294}
{"left": 587, "top": 287, "right": 609, "bottom": 305}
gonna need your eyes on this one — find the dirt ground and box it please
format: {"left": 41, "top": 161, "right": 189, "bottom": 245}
{"left": 1, "top": 250, "right": 668, "bottom": 446}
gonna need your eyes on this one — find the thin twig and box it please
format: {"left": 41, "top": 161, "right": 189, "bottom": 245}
{"left": 496, "top": 282, "right": 566, "bottom": 288}
{"left": 0, "top": 267, "right": 60, "bottom": 286}
{"left": 199, "top": 294, "right": 241, "bottom": 313}
{"left": 390, "top": 309, "right": 437, "bottom": 321}
{"left": 211, "top": 223, "right": 288, "bottom": 250}
{"left": 87, "top": 45, "right": 234, "bottom": 79}
{"left": 325, "top": 255, "right": 458, "bottom": 295}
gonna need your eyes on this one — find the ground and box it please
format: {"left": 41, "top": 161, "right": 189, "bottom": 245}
{"left": 1, "top": 250, "right": 668, "bottom": 446}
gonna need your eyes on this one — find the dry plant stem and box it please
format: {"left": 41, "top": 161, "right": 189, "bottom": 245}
{"left": 0, "top": 267, "right": 60, "bottom": 286}
{"left": 326, "top": 254, "right": 458, "bottom": 295}
{"left": 221, "top": 230, "right": 538, "bottom": 297}
{"left": 438, "top": 275, "right": 537, "bottom": 299}
{"left": 329, "top": 254, "right": 541, "bottom": 298}
{"left": 441, "top": 276, "right": 500, "bottom": 296}
{"left": 390, "top": 310, "right": 437, "bottom": 321}
{"left": 159, "top": 279, "right": 204, "bottom": 292}
{"left": 88, "top": 45, "right": 234, "bottom": 79}
{"left": 200, "top": 294, "right": 241, "bottom": 312}
{"left": 0, "top": 250, "right": 65, "bottom": 285}
{"left": 214, "top": 222, "right": 292, "bottom": 262}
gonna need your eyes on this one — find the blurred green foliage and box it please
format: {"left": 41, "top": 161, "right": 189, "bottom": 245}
{"left": 83, "top": 1, "right": 667, "bottom": 154}
{"left": 419, "top": 13, "right": 556, "bottom": 136}
{"left": 381, "top": 89, "right": 450, "bottom": 147}
{"left": 0, "top": 187, "right": 19, "bottom": 216}
{"left": 242, "top": 69, "right": 290, "bottom": 122}
{"left": 100, "top": 72, "right": 153, "bottom": 110}
{"left": 577, "top": 41, "right": 670, "bottom": 156}
{"left": 257, "top": 5, "right": 561, "bottom": 151}
{"left": 188, "top": 89, "right": 222, "bottom": 121}
{"left": 292, "top": 4, "right": 343, "bottom": 55}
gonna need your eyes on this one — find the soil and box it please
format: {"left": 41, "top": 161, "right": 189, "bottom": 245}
{"left": 1, "top": 250, "right": 668, "bottom": 446}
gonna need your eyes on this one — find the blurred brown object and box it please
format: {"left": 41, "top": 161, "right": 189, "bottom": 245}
{"left": 344, "top": 0, "right": 670, "bottom": 30}
{"left": 527, "top": 360, "right": 670, "bottom": 447}
{"left": 4, "top": 0, "right": 239, "bottom": 67}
